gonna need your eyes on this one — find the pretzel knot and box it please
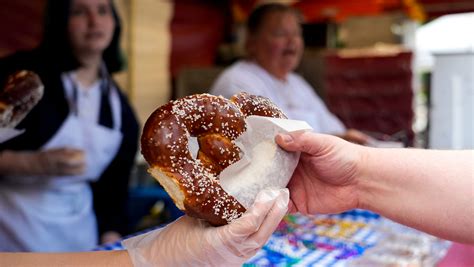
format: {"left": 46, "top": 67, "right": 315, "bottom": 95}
{"left": 141, "top": 92, "right": 286, "bottom": 225}
{"left": 0, "top": 70, "right": 44, "bottom": 128}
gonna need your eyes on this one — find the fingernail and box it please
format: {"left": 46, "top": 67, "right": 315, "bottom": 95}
{"left": 279, "top": 134, "right": 293, "bottom": 144}
{"left": 276, "top": 189, "right": 289, "bottom": 209}
{"left": 256, "top": 188, "right": 279, "bottom": 203}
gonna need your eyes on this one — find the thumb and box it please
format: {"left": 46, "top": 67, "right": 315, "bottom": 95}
{"left": 275, "top": 130, "right": 323, "bottom": 155}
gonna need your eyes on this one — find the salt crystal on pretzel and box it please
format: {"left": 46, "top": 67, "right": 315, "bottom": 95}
{"left": 141, "top": 92, "right": 286, "bottom": 225}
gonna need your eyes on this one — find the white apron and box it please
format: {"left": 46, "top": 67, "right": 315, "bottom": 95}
{"left": 0, "top": 78, "right": 123, "bottom": 252}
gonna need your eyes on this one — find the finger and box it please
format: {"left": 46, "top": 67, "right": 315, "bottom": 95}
{"left": 218, "top": 189, "right": 289, "bottom": 259}
{"left": 62, "top": 148, "right": 85, "bottom": 155}
{"left": 57, "top": 156, "right": 85, "bottom": 168}
{"left": 52, "top": 152, "right": 85, "bottom": 169}
{"left": 57, "top": 162, "right": 85, "bottom": 176}
{"left": 276, "top": 131, "right": 335, "bottom": 156}
{"left": 288, "top": 198, "right": 297, "bottom": 213}
{"left": 246, "top": 188, "right": 289, "bottom": 244}
{"left": 59, "top": 167, "right": 84, "bottom": 176}
{"left": 204, "top": 191, "right": 283, "bottom": 265}
{"left": 43, "top": 148, "right": 84, "bottom": 167}
{"left": 62, "top": 149, "right": 85, "bottom": 165}
{"left": 287, "top": 176, "right": 311, "bottom": 215}
{"left": 67, "top": 165, "right": 85, "bottom": 175}
{"left": 63, "top": 156, "right": 85, "bottom": 167}
{"left": 227, "top": 188, "right": 283, "bottom": 238}
{"left": 45, "top": 147, "right": 78, "bottom": 154}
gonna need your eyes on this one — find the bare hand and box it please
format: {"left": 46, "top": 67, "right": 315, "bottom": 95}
{"left": 275, "top": 131, "right": 363, "bottom": 215}
{"left": 0, "top": 148, "right": 85, "bottom": 177}
{"left": 38, "top": 148, "right": 85, "bottom": 176}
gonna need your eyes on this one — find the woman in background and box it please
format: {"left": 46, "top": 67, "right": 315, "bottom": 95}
{"left": 0, "top": 0, "right": 139, "bottom": 251}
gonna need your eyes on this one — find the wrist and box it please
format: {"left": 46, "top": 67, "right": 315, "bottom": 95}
{"left": 354, "top": 145, "right": 375, "bottom": 211}
{"left": 0, "top": 150, "right": 30, "bottom": 176}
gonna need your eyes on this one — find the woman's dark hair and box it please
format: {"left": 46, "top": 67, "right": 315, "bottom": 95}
{"left": 39, "top": 0, "right": 124, "bottom": 73}
{"left": 246, "top": 3, "right": 301, "bottom": 35}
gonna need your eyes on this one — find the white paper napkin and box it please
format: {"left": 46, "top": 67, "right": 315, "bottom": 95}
{"left": 219, "top": 116, "right": 312, "bottom": 208}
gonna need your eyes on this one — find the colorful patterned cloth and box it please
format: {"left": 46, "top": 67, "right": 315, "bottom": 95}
{"left": 246, "top": 210, "right": 380, "bottom": 266}
{"left": 96, "top": 209, "right": 450, "bottom": 266}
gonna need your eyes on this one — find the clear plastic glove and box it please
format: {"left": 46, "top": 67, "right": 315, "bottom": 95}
{"left": 123, "top": 188, "right": 289, "bottom": 267}
{"left": 0, "top": 148, "right": 85, "bottom": 177}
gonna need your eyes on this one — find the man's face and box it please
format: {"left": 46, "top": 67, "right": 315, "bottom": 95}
{"left": 248, "top": 11, "right": 304, "bottom": 80}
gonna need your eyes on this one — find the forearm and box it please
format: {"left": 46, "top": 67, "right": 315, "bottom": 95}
{"left": 1, "top": 251, "right": 132, "bottom": 267}
{"left": 358, "top": 147, "right": 474, "bottom": 244}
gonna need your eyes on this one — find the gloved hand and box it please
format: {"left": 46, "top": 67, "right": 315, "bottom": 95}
{"left": 123, "top": 188, "right": 289, "bottom": 267}
{"left": 0, "top": 148, "right": 85, "bottom": 177}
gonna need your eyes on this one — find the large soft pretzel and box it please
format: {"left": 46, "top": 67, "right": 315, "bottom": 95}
{"left": 141, "top": 92, "right": 286, "bottom": 225}
{"left": 0, "top": 70, "right": 44, "bottom": 128}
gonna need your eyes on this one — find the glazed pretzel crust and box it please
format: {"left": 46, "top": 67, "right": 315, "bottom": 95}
{"left": 141, "top": 92, "right": 286, "bottom": 225}
{"left": 0, "top": 70, "right": 44, "bottom": 128}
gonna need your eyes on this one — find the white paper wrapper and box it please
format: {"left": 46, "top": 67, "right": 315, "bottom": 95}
{"left": 219, "top": 116, "right": 312, "bottom": 208}
{"left": 0, "top": 128, "right": 24, "bottom": 143}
